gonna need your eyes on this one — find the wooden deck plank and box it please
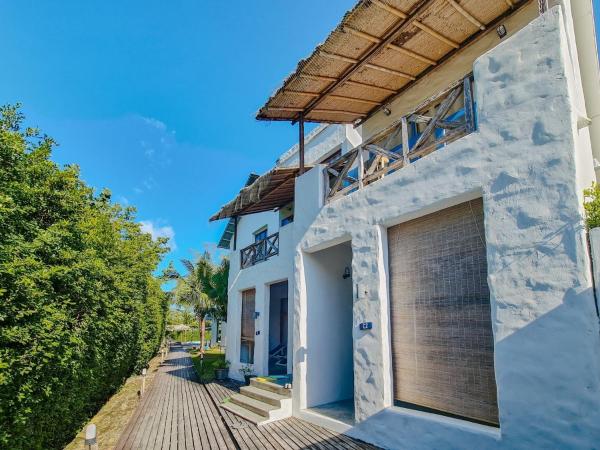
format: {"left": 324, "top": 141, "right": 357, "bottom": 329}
{"left": 152, "top": 357, "right": 175, "bottom": 450}
{"left": 139, "top": 366, "right": 170, "bottom": 449}
{"left": 117, "top": 346, "right": 380, "bottom": 450}
{"left": 180, "top": 365, "right": 198, "bottom": 450}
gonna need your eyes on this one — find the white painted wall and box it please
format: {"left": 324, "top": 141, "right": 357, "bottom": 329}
{"left": 292, "top": 7, "right": 600, "bottom": 449}
{"left": 278, "top": 124, "right": 360, "bottom": 168}
{"left": 224, "top": 123, "right": 357, "bottom": 381}
{"left": 304, "top": 242, "right": 354, "bottom": 408}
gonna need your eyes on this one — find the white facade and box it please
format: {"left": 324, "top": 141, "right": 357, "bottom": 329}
{"left": 224, "top": 124, "right": 360, "bottom": 381}
{"left": 220, "top": 3, "right": 600, "bottom": 448}
{"left": 291, "top": 6, "right": 600, "bottom": 449}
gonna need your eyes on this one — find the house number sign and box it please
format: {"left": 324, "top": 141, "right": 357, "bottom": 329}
{"left": 358, "top": 322, "right": 373, "bottom": 330}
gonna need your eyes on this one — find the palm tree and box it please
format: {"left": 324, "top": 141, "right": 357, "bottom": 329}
{"left": 165, "top": 253, "right": 229, "bottom": 353}
{"left": 202, "top": 258, "right": 229, "bottom": 346}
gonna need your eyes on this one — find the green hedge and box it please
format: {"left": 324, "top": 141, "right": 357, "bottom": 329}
{"left": 0, "top": 105, "right": 169, "bottom": 449}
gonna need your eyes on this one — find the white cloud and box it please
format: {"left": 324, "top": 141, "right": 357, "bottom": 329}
{"left": 140, "top": 220, "right": 177, "bottom": 250}
{"left": 141, "top": 116, "right": 167, "bottom": 131}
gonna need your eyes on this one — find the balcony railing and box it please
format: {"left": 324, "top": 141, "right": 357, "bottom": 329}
{"left": 325, "top": 74, "right": 475, "bottom": 201}
{"left": 240, "top": 232, "right": 279, "bottom": 269}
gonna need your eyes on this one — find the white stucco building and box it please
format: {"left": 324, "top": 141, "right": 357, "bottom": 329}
{"left": 214, "top": 124, "right": 361, "bottom": 381}
{"left": 212, "top": 1, "right": 600, "bottom": 448}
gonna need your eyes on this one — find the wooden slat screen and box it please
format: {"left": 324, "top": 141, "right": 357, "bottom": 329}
{"left": 388, "top": 198, "right": 499, "bottom": 425}
{"left": 240, "top": 289, "right": 255, "bottom": 364}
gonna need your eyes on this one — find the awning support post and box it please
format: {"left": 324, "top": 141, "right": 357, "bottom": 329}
{"left": 233, "top": 216, "right": 238, "bottom": 250}
{"left": 299, "top": 113, "right": 305, "bottom": 175}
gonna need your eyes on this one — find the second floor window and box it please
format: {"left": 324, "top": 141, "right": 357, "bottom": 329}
{"left": 254, "top": 227, "right": 267, "bottom": 243}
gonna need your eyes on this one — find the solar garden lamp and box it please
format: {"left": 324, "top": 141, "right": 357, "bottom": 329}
{"left": 85, "top": 424, "right": 98, "bottom": 450}
{"left": 141, "top": 368, "right": 147, "bottom": 396}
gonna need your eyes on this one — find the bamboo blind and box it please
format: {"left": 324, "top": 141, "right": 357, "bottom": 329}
{"left": 387, "top": 198, "right": 499, "bottom": 425}
{"left": 240, "top": 289, "right": 256, "bottom": 364}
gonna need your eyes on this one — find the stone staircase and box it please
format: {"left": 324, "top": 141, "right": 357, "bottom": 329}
{"left": 221, "top": 378, "right": 292, "bottom": 425}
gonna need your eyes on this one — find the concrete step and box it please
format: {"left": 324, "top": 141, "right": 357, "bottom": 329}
{"left": 221, "top": 401, "right": 269, "bottom": 426}
{"left": 230, "top": 393, "right": 277, "bottom": 418}
{"left": 240, "top": 385, "right": 288, "bottom": 407}
{"left": 250, "top": 378, "right": 292, "bottom": 397}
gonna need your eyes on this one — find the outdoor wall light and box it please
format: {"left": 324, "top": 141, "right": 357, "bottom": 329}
{"left": 497, "top": 24, "right": 507, "bottom": 39}
{"left": 343, "top": 267, "right": 351, "bottom": 279}
{"left": 382, "top": 106, "right": 392, "bottom": 116}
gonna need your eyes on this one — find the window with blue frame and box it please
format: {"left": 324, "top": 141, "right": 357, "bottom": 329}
{"left": 254, "top": 227, "right": 267, "bottom": 243}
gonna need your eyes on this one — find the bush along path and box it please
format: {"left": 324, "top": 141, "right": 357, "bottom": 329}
{"left": 0, "top": 104, "right": 169, "bottom": 449}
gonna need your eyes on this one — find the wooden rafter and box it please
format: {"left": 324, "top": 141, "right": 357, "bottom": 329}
{"left": 319, "top": 51, "right": 416, "bottom": 80}
{"left": 413, "top": 21, "right": 460, "bottom": 48}
{"left": 370, "top": 0, "right": 407, "bottom": 18}
{"left": 294, "top": 0, "right": 438, "bottom": 122}
{"left": 328, "top": 95, "right": 381, "bottom": 105}
{"left": 343, "top": 25, "right": 437, "bottom": 65}
{"left": 284, "top": 90, "right": 320, "bottom": 97}
{"left": 370, "top": 0, "right": 459, "bottom": 48}
{"left": 312, "top": 109, "right": 365, "bottom": 116}
{"left": 345, "top": 80, "right": 397, "bottom": 94}
{"left": 267, "top": 107, "right": 304, "bottom": 112}
{"left": 445, "top": 0, "right": 485, "bottom": 30}
{"left": 358, "top": 4, "right": 527, "bottom": 125}
{"left": 298, "top": 73, "right": 338, "bottom": 83}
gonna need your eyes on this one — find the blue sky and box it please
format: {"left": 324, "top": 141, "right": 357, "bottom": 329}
{"left": 1, "top": 1, "right": 599, "bottom": 273}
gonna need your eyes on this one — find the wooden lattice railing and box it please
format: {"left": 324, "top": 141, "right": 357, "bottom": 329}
{"left": 325, "top": 74, "right": 475, "bottom": 201}
{"left": 240, "top": 232, "right": 279, "bottom": 269}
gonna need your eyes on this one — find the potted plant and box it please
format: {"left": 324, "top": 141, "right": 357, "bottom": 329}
{"left": 214, "top": 359, "right": 230, "bottom": 380}
{"left": 239, "top": 364, "right": 255, "bottom": 385}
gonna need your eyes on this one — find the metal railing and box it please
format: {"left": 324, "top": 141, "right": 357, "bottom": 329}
{"left": 240, "top": 232, "right": 279, "bottom": 269}
{"left": 325, "top": 74, "right": 476, "bottom": 201}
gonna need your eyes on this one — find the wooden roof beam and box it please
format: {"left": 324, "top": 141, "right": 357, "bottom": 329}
{"left": 344, "top": 80, "right": 396, "bottom": 94}
{"left": 320, "top": 51, "right": 416, "bottom": 80}
{"left": 327, "top": 95, "right": 381, "bottom": 106}
{"left": 298, "top": 73, "right": 338, "bottom": 83}
{"left": 369, "top": 0, "right": 408, "bottom": 19}
{"left": 312, "top": 109, "right": 365, "bottom": 116}
{"left": 343, "top": 25, "right": 437, "bottom": 66}
{"left": 370, "top": 0, "right": 459, "bottom": 48}
{"left": 284, "top": 90, "right": 320, "bottom": 97}
{"left": 445, "top": 0, "right": 486, "bottom": 31}
{"left": 298, "top": 73, "right": 397, "bottom": 95}
{"left": 413, "top": 22, "right": 460, "bottom": 48}
{"left": 293, "top": 0, "right": 438, "bottom": 122}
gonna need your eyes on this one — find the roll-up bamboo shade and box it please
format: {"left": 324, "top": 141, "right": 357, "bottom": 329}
{"left": 387, "top": 198, "right": 499, "bottom": 425}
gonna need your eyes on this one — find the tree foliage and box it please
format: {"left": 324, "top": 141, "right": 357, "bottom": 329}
{"left": 166, "top": 253, "right": 229, "bottom": 352}
{"left": 0, "top": 104, "right": 169, "bottom": 449}
{"left": 584, "top": 183, "right": 600, "bottom": 229}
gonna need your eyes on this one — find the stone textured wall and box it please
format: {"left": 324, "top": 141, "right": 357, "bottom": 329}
{"left": 293, "top": 7, "right": 600, "bottom": 449}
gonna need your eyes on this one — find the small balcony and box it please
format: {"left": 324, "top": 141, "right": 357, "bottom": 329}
{"left": 325, "top": 74, "right": 476, "bottom": 201}
{"left": 240, "top": 232, "right": 279, "bottom": 269}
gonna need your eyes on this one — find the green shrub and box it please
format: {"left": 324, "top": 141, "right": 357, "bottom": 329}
{"left": 584, "top": 183, "right": 600, "bottom": 229}
{"left": 0, "top": 105, "right": 169, "bottom": 449}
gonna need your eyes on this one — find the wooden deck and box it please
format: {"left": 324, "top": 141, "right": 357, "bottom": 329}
{"left": 116, "top": 346, "right": 380, "bottom": 450}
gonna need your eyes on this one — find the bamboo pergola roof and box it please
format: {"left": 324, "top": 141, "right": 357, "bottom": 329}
{"left": 217, "top": 173, "right": 260, "bottom": 248}
{"left": 210, "top": 167, "right": 309, "bottom": 221}
{"left": 256, "top": 0, "right": 527, "bottom": 125}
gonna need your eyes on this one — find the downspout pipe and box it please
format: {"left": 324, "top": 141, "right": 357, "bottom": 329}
{"left": 570, "top": 0, "right": 600, "bottom": 179}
